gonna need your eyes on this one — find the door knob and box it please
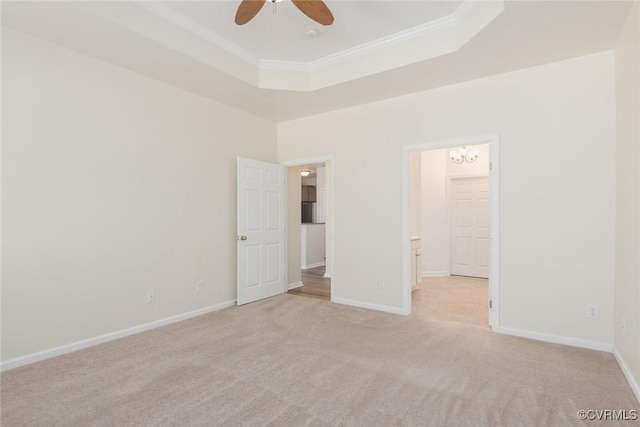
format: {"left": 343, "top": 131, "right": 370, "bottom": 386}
{"left": 239, "top": 235, "right": 248, "bottom": 241}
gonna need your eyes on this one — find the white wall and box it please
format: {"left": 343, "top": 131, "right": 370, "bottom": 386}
{"left": 615, "top": 1, "right": 640, "bottom": 399}
{"left": 278, "top": 51, "right": 616, "bottom": 346}
{"left": 301, "top": 224, "right": 326, "bottom": 269}
{"left": 420, "top": 145, "right": 489, "bottom": 276}
{"left": 421, "top": 150, "right": 447, "bottom": 276}
{"left": 1, "top": 29, "right": 278, "bottom": 362}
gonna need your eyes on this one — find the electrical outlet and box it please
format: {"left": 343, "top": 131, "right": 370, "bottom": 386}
{"left": 587, "top": 304, "right": 599, "bottom": 319}
{"left": 196, "top": 281, "right": 204, "bottom": 293}
{"left": 147, "top": 290, "right": 155, "bottom": 304}
{"left": 375, "top": 280, "right": 382, "bottom": 289}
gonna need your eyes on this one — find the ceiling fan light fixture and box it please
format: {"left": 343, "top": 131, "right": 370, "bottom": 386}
{"left": 306, "top": 27, "right": 319, "bottom": 38}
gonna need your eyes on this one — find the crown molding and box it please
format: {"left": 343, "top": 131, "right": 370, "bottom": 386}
{"left": 453, "top": 0, "right": 481, "bottom": 21}
{"left": 259, "top": 59, "right": 310, "bottom": 72}
{"left": 137, "top": 1, "right": 260, "bottom": 66}
{"left": 307, "top": 9, "right": 461, "bottom": 71}
{"left": 135, "top": 0, "right": 502, "bottom": 91}
{"left": 142, "top": 0, "right": 480, "bottom": 72}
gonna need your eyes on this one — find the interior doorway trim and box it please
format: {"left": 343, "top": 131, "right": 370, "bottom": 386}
{"left": 402, "top": 134, "right": 500, "bottom": 329}
{"left": 282, "top": 155, "right": 335, "bottom": 302}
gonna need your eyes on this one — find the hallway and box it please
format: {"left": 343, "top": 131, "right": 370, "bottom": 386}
{"left": 288, "top": 266, "right": 330, "bottom": 301}
{"left": 412, "top": 276, "right": 489, "bottom": 328}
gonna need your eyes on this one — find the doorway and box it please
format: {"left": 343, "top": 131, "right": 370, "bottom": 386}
{"left": 282, "top": 158, "right": 334, "bottom": 302}
{"left": 291, "top": 266, "right": 331, "bottom": 300}
{"left": 403, "top": 135, "right": 500, "bottom": 329}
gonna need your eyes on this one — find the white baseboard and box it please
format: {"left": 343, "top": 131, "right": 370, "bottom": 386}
{"left": 288, "top": 281, "right": 303, "bottom": 290}
{"left": 332, "top": 297, "right": 408, "bottom": 316}
{"left": 422, "top": 271, "right": 448, "bottom": 277}
{"left": 302, "top": 262, "right": 326, "bottom": 269}
{"left": 323, "top": 272, "right": 332, "bottom": 278}
{"left": 0, "top": 300, "right": 236, "bottom": 372}
{"left": 613, "top": 348, "right": 640, "bottom": 403}
{"left": 495, "top": 326, "right": 612, "bottom": 352}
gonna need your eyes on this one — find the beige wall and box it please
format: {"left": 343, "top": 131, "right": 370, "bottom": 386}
{"left": 278, "top": 51, "right": 616, "bottom": 345}
{"left": 615, "top": 1, "right": 640, "bottom": 398}
{"left": 1, "top": 29, "right": 277, "bottom": 361}
{"left": 420, "top": 150, "right": 447, "bottom": 276}
{"left": 287, "top": 166, "right": 302, "bottom": 286}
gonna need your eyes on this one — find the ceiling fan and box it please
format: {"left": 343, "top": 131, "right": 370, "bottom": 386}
{"left": 235, "top": 0, "right": 334, "bottom": 26}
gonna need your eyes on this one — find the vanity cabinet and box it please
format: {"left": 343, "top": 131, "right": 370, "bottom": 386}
{"left": 411, "top": 237, "right": 422, "bottom": 291}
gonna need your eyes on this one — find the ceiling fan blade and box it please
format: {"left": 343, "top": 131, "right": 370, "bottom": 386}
{"left": 291, "top": 0, "right": 334, "bottom": 26}
{"left": 235, "top": 0, "right": 266, "bottom": 25}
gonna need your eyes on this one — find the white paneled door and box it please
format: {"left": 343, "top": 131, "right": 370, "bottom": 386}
{"left": 450, "top": 177, "right": 490, "bottom": 279}
{"left": 237, "top": 158, "right": 286, "bottom": 305}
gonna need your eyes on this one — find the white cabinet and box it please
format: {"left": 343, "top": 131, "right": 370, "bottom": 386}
{"left": 411, "top": 237, "right": 422, "bottom": 291}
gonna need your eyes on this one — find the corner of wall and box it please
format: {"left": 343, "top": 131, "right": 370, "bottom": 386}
{"left": 614, "top": 0, "right": 640, "bottom": 404}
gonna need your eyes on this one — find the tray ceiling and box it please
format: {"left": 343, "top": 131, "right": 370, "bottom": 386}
{"left": 2, "top": 1, "right": 634, "bottom": 121}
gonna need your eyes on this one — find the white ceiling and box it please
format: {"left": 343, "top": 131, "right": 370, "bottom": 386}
{"left": 135, "top": 0, "right": 499, "bottom": 91}
{"left": 2, "top": 1, "right": 634, "bottom": 122}
{"left": 157, "top": 1, "right": 464, "bottom": 62}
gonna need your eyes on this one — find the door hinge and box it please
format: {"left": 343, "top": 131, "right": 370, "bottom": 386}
{"left": 489, "top": 161, "right": 493, "bottom": 171}
{"left": 489, "top": 300, "right": 493, "bottom": 309}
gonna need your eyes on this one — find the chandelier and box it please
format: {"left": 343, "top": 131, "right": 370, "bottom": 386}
{"left": 449, "top": 146, "right": 479, "bottom": 164}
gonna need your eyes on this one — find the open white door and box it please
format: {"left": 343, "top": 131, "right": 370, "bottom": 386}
{"left": 237, "top": 158, "right": 286, "bottom": 305}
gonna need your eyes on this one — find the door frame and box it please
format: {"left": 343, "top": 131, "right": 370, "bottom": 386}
{"left": 402, "top": 134, "right": 500, "bottom": 329}
{"left": 281, "top": 155, "right": 335, "bottom": 301}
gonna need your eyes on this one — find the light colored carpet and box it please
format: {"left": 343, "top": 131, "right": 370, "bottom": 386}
{"left": 1, "top": 294, "right": 637, "bottom": 426}
{"left": 413, "top": 276, "right": 489, "bottom": 328}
